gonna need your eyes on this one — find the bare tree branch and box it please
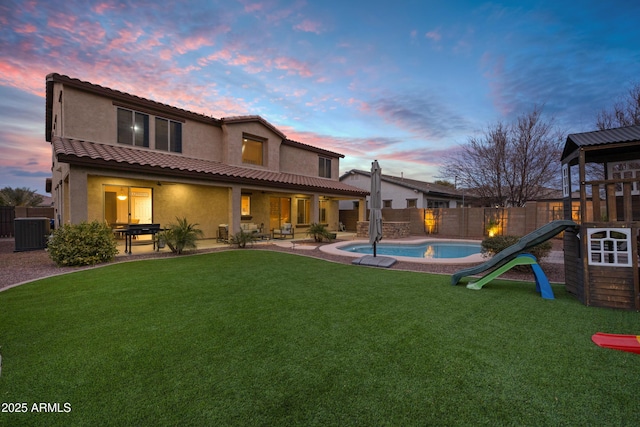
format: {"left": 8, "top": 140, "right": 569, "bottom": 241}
{"left": 440, "top": 106, "right": 563, "bottom": 207}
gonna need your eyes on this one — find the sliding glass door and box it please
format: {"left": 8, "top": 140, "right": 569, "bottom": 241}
{"left": 104, "top": 185, "right": 152, "bottom": 226}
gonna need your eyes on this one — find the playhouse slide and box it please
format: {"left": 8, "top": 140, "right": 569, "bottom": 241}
{"left": 451, "top": 220, "right": 578, "bottom": 286}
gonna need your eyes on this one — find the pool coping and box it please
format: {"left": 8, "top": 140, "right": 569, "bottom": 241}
{"left": 320, "top": 238, "right": 486, "bottom": 264}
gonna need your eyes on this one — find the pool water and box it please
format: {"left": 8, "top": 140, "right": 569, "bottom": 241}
{"left": 341, "top": 241, "right": 481, "bottom": 259}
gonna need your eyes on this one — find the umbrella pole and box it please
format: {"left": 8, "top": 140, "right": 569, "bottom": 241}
{"left": 373, "top": 241, "right": 377, "bottom": 257}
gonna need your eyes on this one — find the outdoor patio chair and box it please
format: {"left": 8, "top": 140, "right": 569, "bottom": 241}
{"left": 272, "top": 223, "right": 294, "bottom": 239}
{"left": 217, "top": 224, "right": 229, "bottom": 243}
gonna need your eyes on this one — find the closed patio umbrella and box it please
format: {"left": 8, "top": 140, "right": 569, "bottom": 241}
{"left": 369, "top": 160, "right": 383, "bottom": 257}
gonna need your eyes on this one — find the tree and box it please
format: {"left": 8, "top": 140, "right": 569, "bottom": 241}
{"left": 596, "top": 82, "right": 640, "bottom": 130}
{"left": 433, "top": 180, "right": 455, "bottom": 188}
{"left": 0, "top": 187, "right": 43, "bottom": 207}
{"left": 440, "top": 106, "right": 564, "bottom": 207}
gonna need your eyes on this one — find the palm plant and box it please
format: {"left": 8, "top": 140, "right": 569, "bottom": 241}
{"left": 307, "top": 222, "right": 333, "bottom": 242}
{"left": 160, "top": 217, "right": 203, "bottom": 254}
{"left": 0, "top": 186, "right": 43, "bottom": 207}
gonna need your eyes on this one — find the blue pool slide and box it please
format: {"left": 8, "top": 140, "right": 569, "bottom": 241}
{"left": 451, "top": 220, "right": 579, "bottom": 286}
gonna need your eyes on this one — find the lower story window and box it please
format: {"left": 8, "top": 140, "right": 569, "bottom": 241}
{"left": 297, "top": 199, "right": 310, "bottom": 224}
{"left": 241, "top": 195, "right": 251, "bottom": 216}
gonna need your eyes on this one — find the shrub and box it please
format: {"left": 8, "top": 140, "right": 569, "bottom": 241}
{"left": 47, "top": 221, "right": 118, "bottom": 266}
{"left": 307, "top": 223, "right": 334, "bottom": 242}
{"left": 481, "top": 235, "right": 552, "bottom": 261}
{"left": 161, "top": 217, "right": 204, "bottom": 254}
{"left": 230, "top": 230, "right": 256, "bottom": 248}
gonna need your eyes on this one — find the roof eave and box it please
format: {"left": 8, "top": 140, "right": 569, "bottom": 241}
{"left": 56, "top": 153, "right": 367, "bottom": 197}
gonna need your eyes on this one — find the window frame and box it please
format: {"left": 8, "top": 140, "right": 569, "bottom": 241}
{"left": 242, "top": 135, "right": 265, "bottom": 166}
{"left": 319, "top": 157, "right": 332, "bottom": 178}
{"left": 155, "top": 117, "right": 182, "bottom": 153}
{"left": 117, "top": 107, "right": 149, "bottom": 147}
{"left": 297, "top": 198, "right": 311, "bottom": 225}
{"left": 587, "top": 228, "right": 631, "bottom": 267}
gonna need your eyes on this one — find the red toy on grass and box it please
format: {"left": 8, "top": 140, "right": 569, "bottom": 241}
{"left": 592, "top": 332, "right": 640, "bottom": 354}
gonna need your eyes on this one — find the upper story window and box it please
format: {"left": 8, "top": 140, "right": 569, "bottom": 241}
{"left": 319, "top": 157, "right": 332, "bottom": 178}
{"left": 156, "top": 117, "right": 182, "bottom": 153}
{"left": 407, "top": 199, "right": 417, "bottom": 208}
{"left": 117, "top": 108, "right": 149, "bottom": 147}
{"left": 242, "top": 137, "right": 264, "bottom": 166}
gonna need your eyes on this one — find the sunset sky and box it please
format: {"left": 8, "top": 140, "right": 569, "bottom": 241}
{"left": 1, "top": 0, "right": 639, "bottom": 195}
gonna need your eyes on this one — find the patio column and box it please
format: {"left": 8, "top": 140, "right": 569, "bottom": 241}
{"left": 311, "top": 194, "right": 320, "bottom": 224}
{"left": 228, "top": 185, "right": 242, "bottom": 234}
{"left": 358, "top": 196, "right": 366, "bottom": 222}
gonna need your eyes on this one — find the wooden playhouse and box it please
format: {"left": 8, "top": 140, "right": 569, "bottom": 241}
{"left": 561, "top": 125, "right": 640, "bottom": 310}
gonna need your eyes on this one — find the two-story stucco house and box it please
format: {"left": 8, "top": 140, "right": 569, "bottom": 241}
{"left": 45, "top": 73, "right": 368, "bottom": 239}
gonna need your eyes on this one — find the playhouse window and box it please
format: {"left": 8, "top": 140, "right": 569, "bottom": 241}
{"left": 609, "top": 161, "right": 640, "bottom": 195}
{"left": 587, "top": 228, "right": 631, "bottom": 267}
{"left": 562, "top": 164, "right": 569, "bottom": 198}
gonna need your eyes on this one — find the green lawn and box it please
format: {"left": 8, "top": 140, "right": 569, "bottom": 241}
{"left": 0, "top": 250, "right": 639, "bottom": 426}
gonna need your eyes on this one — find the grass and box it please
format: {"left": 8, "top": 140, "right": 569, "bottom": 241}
{"left": 0, "top": 250, "right": 639, "bottom": 426}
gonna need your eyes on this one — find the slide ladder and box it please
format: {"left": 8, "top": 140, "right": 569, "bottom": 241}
{"left": 466, "top": 253, "right": 554, "bottom": 299}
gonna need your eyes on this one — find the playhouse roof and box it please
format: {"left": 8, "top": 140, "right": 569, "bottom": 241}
{"left": 561, "top": 125, "right": 640, "bottom": 163}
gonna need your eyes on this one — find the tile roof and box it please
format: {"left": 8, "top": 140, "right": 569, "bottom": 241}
{"left": 46, "top": 73, "right": 346, "bottom": 159}
{"left": 52, "top": 137, "right": 368, "bottom": 197}
{"left": 342, "top": 169, "right": 461, "bottom": 197}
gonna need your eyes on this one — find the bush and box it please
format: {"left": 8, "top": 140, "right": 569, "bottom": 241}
{"left": 230, "top": 230, "right": 256, "bottom": 248}
{"left": 481, "top": 235, "right": 552, "bottom": 261}
{"left": 47, "top": 221, "right": 118, "bottom": 266}
{"left": 161, "top": 217, "right": 203, "bottom": 254}
{"left": 307, "top": 223, "right": 334, "bottom": 242}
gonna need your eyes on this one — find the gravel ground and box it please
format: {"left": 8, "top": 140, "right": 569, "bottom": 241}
{"left": 0, "top": 238, "right": 565, "bottom": 291}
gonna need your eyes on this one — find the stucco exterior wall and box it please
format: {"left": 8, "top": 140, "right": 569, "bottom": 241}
{"left": 279, "top": 144, "right": 339, "bottom": 180}
{"left": 86, "top": 174, "right": 230, "bottom": 239}
{"left": 63, "top": 86, "right": 115, "bottom": 143}
{"left": 182, "top": 121, "right": 223, "bottom": 162}
{"left": 54, "top": 84, "right": 225, "bottom": 162}
{"left": 222, "top": 121, "right": 282, "bottom": 171}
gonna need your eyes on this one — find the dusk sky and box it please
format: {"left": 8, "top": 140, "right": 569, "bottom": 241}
{"left": 1, "top": 0, "right": 639, "bottom": 195}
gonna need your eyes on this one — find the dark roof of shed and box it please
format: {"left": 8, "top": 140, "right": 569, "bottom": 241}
{"left": 561, "top": 125, "right": 640, "bottom": 161}
{"left": 52, "top": 137, "right": 367, "bottom": 197}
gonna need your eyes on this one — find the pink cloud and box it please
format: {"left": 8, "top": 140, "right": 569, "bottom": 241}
{"left": 175, "top": 35, "right": 216, "bottom": 55}
{"left": 273, "top": 56, "right": 312, "bottom": 77}
{"left": 106, "top": 27, "right": 144, "bottom": 52}
{"left": 425, "top": 29, "right": 442, "bottom": 41}
{"left": 15, "top": 23, "right": 37, "bottom": 34}
{"left": 93, "top": 2, "right": 119, "bottom": 14}
{"left": 294, "top": 19, "right": 323, "bottom": 34}
{"left": 242, "top": 1, "right": 265, "bottom": 13}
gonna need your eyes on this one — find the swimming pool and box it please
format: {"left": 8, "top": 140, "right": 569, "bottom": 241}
{"left": 320, "top": 239, "right": 482, "bottom": 263}
{"left": 340, "top": 241, "right": 482, "bottom": 259}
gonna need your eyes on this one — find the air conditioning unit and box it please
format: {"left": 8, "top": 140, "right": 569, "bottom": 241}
{"left": 14, "top": 217, "right": 51, "bottom": 252}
